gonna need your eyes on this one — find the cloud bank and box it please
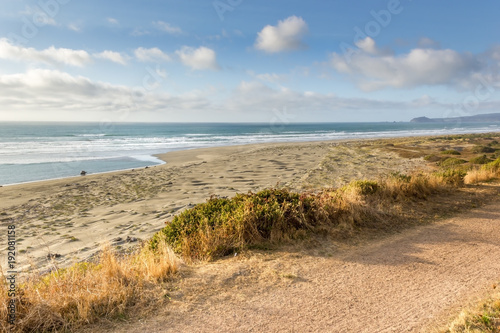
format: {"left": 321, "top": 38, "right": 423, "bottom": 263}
{"left": 330, "top": 37, "right": 482, "bottom": 91}
{"left": 0, "top": 38, "right": 91, "bottom": 67}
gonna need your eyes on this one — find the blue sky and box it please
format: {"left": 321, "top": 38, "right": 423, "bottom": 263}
{"left": 0, "top": 0, "right": 499, "bottom": 122}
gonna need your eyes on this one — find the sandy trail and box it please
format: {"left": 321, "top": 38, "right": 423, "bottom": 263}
{"left": 100, "top": 200, "right": 500, "bottom": 333}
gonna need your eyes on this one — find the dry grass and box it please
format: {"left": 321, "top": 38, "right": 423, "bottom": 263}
{"left": 464, "top": 168, "right": 498, "bottom": 184}
{"left": 465, "top": 158, "right": 500, "bottom": 184}
{"left": 444, "top": 285, "right": 500, "bottom": 333}
{"left": 0, "top": 241, "right": 178, "bottom": 332}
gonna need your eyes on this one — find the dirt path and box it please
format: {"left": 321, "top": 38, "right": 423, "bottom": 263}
{"left": 92, "top": 199, "right": 500, "bottom": 333}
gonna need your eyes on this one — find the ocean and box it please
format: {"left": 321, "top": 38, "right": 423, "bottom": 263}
{"left": 1, "top": 121, "right": 499, "bottom": 186}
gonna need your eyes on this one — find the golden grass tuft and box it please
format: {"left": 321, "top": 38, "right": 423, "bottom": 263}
{"left": 464, "top": 168, "right": 498, "bottom": 184}
{"left": 465, "top": 157, "right": 500, "bottom": 184}
{"left": 0, "top": 240, "right": 178, "bottom": 332}
{"left": 444, "top": 287, "right": 500, "bottom": 332}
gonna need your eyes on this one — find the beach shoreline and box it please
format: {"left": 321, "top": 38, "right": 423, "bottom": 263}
{"left": 2, "top": 121, "right": 500, "bottom": 186}
{"left": 1, "top": 138, "right": 360, "bottom": 187}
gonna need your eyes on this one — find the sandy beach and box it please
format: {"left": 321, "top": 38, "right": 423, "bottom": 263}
{"left": 0, "top": 138, "right": 429, "bottom": 274}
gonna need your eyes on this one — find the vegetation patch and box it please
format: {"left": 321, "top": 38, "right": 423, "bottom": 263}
{"left": 472, "top": 145, "right": 497, "bottom": 154}
{"left": 465, "top": 157, "right": 500, "bottom": 184}
{"left": 151, "top": 173, "right": 453, "bottom": 261}
{"left": 344, "top": 180, "right": 380, "bottom": 195}
{"left": 444, "top": 284, "right": 500, "bottom": 332}
{"left": 438, "top": 158, "right": 467, "bottom": 167}
{"left": 424, "top": 154, "right": 442, "bottom": 162}
{"left": 469, "top": 155, "right": 491, "bottom": 165}
{"left": 0, "top": 241, "right": 177, "bottom": 333}
{"left": 441, "top": 149, "right": 461, "bottom": 155}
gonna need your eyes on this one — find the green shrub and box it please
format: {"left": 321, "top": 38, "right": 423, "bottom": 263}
{"left": 346, "top": 180, "right": 379, "bottom": 195}
{"left": 150, "top": 189, "right": 327, "bottom": 260}
{"left": 424, "top": 154, "right": 442, "bottom": 162}
{"left": 469, "top": 155, "right": 491, "bottom": 165}
{"left": 150, "top": 172, "right": 453, "bottom": 261}
{"left": 483, "top": 157, "right": 500, "bottom": 171}
{"left": 435, "top": 168, "right": 467, "bottom": 185}
{"left": 389, "top": 172, "right": 412, "bottom": 183}
{"left": 472, "top": 145, "right": 496, "bottom": 153}
{"left": 438, "top": 158, "right": 467, "bottom": 167}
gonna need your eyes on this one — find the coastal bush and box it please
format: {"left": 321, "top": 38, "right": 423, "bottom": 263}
{"left": 441, "top": 149, "right": 461, "bottom": 155}
{"left": 472, "top": 145, "right": 496, "bottom": 153}
{"left": 484, "top": 157, "right": 500, "bottom": 170}
{"left": 438, "top": 158, "right": 467, "bottom": 167}
{"left": 435, "top": 168, "right": 467, "bottom": 185}
{"left": 151, "top": 174, "right": 451, "bottom": 261}
{"left": 469, "top": 155, "right": 491, "bottom": 165}
{"left": 151, "top": 189, "right": 329, "bottom": 260}
{"left": 344, "top": 180, "right": 379, "bottom": 195}
{"left": 389, "top": 171, "right": 412, "bottom": 183}
{"left": 424, "top": 154, "right": 442, "bottom": 162}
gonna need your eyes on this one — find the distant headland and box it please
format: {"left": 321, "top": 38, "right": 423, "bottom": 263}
{"left": 410, "top": 112, "right": 500, "bottom": 123}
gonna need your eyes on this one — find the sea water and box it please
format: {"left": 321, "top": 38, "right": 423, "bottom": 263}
{"left": 0, "top": 121, "right": 499, "bottom": 186}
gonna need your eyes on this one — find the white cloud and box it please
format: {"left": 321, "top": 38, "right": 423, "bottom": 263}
{"left": 21, "top": 6, "right": 57, "bottom": 26}
{"left": 256, "top": 73, "right": 286, "bottom": 83}
{"left": 0, "top": 38, "right": 91, "bottom": 67}
{"left": 134, "top": 47, "right": 171, "bottom": 63}
{"left": 225, "top": 80, "right": 430, "bottom": 122}
{"left": 131, "top": 28, "right": 151, "bottom": 36}
{"left": 94, "top": 51, "right": 127, "bottom": 65}
{"left": 68, "top": 24, "right": 81, "bottom": 32}
{"left": 355, "top": 37, "right": 392, "bottom": 56}
{"left": 255, "top": 16, "right": 308, "bottom": 53}
{"left": 107, "top": 17, "right": 119, "bottom": 25}
{"left": 330, "top": 37, "right": 481, "bottom": 91}
{"left": 153, "top": 21, "right": 183, "bottom": 35}
{"left": 0, "top": 69, "right": 209, "bottom": 118}
{"left": 176, "top": 46, "right": 220, "bottom": 71}
{"left": 2, "top": 69, "right": 495, "bottom": 122}
{"left": 247, "top": 71, "right": 287, "bottom": 83}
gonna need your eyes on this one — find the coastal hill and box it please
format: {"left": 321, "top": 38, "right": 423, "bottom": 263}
{"left": 411, "top": 112, "right": 500, "bottom": 123}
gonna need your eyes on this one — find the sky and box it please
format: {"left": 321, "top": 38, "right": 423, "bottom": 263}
{"left": 0, "top": 0, "right": 499, "bottom": 123}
